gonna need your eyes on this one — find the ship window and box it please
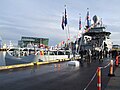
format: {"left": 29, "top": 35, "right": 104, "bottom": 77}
{"left": 107, "top": 36, "right": 110, "bottom": 39}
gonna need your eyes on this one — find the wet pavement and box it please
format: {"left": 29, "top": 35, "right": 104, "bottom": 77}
{"left": 105, "top": 65, "right": 120, "bottom": 90}
{"left": 0, "top": 58, "right": 112, "bottom": 90}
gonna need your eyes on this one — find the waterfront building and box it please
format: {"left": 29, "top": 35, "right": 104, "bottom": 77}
{"left": 18, "top": 36, "right": 49, "bottom": 48}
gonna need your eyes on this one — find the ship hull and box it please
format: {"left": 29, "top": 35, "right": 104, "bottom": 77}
{"left": 5, "top": 52, "right": 39, "bottom": 65}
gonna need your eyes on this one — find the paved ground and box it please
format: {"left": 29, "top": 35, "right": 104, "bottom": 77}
{"left": 0, "top": 58, "right": 113, "bottom": 90}
{"left": 105, "top": 65, "right": 120, "bottom": 90}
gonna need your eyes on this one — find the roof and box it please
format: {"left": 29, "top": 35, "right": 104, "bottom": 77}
{"left": 84, "top": 31, "right": 111, "bottom": 36}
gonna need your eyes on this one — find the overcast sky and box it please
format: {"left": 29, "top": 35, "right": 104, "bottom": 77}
{"left": 0, "top": 0, "right": 120, "bottom": 46}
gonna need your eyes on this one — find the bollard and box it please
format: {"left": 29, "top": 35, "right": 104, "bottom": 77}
{"left": 115, "top": 56, "right": 119, "bottom": 67}
{"left": 97, "top": 67, "right": 101, "bottom": 90}
{"left": 108, "top": 60, "right": 115, "bottom": 76}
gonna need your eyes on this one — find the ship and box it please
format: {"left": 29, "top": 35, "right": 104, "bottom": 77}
{"left": 76, "top": 15, "right": 112, "bottom": 59}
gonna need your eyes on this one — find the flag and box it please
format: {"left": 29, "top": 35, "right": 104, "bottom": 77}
{"left": 64, "top": 8, "right": 67, "bottom": 26}
{"left": 61, "top": 15, "right": 64, "bottom": 30}
{"left": 61, "top": 41, "right": 65, "bottom": 45}
{"left": 79, "top": 17, "right": 82, "bottom": 30}
{"left": 61, "top": 6, "right": 68, "bottom": 30}
{"left": 89, "top": 19, "right": 91, "bottom": 26}
{"left": 67, "top": 38, "right": 70, "bottom": 41}
{"left": 86, "top": 10, "right": 90, "bottom": 28}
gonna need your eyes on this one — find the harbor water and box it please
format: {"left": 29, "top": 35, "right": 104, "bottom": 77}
{"left": 0, "top": 51, "right": 6, "bottom": 66}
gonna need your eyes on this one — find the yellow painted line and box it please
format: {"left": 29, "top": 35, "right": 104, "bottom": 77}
{"left": 0, "top": 63, "right": 34, "bottom": 70}
{"left": 65, "top": 58, "right": 70, "bottom": 61}
{"left": 36, "top": 62, "right": 49, "bottom": 65}
{"left": 0, "top": 58, "right": 72, "bottom": 71}
{"left": 50, "top": 60, "right": 59, "bottom": 63}
{"left": 37, "top": 60, "right": 59, "bottom": 65}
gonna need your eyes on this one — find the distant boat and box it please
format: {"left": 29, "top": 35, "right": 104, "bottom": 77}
{"left": 5, "top": 49, "right": 73, "bottom": 66}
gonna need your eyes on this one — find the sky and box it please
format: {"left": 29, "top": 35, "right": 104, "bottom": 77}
{"left": 0, "top": 0, "right": 120, "bottom": 46}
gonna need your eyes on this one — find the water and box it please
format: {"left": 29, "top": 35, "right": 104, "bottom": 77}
{"left": 0, "top": 51, "right": 6, "bottom": 66}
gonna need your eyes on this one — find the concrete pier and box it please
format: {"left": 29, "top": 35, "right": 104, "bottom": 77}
{"left": 0, "top": 58, "right": 112, "bottom": 90}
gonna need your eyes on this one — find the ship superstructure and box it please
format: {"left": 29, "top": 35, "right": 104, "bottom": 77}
{"left": 79, "top": 15, "right": 112, "bottom": 52}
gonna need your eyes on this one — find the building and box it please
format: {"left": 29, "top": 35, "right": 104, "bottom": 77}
{"left": 18, "top": 36, "right": 49, "bottom": 48}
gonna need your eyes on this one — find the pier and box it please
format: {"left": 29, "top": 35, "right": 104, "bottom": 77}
{"left": 0, "top": 56, "right": 119, "bottom": 90}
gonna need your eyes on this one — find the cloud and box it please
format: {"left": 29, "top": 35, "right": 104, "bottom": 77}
{"left": 0, "top": 0, "right": 120, "bottom": 46}
{"left": 105, "top": 24, "right": 120, "bottom": 45}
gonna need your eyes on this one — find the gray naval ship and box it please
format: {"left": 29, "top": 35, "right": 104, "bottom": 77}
{"left": 76, "top": 15, "right": 112, "bottom": 60}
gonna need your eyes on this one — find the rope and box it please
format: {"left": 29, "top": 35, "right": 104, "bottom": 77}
{"left": 83, "top": 69, "right": 97, "bottom": 90}
{"left": 83, "top": 59, "right": 116, "bottom": 90}
{"left": 100, "top": 63, "right": 110, "bottom": 69}
{"left": 100, "top": 60, "right": 115, "bottom": 69}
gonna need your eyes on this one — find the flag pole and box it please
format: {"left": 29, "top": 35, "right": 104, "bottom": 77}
{"left": 77, "top": 13, "right": 83, "bottom": 53}
{"left": 64, "top": 5, "right": 69, "bottom": 47}
{"left": 79, "top": 13, "right": 81, "bottom": 30}
{"left": 67, "top": 24, "right": 70, "bottom": 42}
{"left": 62, "top": 11, "right": 68, "bottom": 44}
{"left": 65, "top": 26, "right": 68, "bottom": 46}
{"left": 76, "top": 13, "right": 81, "bottom": 53}
{"left": 66, "top": 6, "right": 71, "bottom": 50}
